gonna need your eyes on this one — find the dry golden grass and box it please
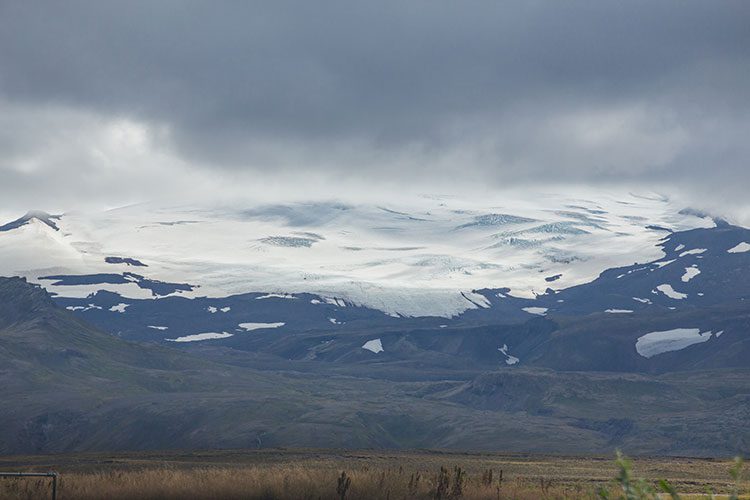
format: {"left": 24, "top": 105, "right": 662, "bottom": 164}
{"left": 0, "top": 450, "right": 745, "bottom": 499}
{"left": 0, "top": 465, "right": 603, "bottom": 499}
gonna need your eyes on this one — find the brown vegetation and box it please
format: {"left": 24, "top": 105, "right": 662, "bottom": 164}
{"left": 0, "top": 465, "right": 601, "bottom": 499}
{"left": 0, "top": 449, "right": 745, "bottom": 499}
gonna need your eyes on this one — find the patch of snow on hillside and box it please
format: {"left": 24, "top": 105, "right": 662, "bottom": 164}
{"left": 208, "top": 306, "right": 230, "bottom": 313}
{"left": 257, "top": 293, "right": 297, "bottom": 300}
{"left": 606, "top": 309, "right": 633, "bottom": 314}
{"left": 148, "top": 325, "right": 168, "bottom": 330}
{"left": 109, "top": 303, "right": 129, "bottom": 313}
{"left": 681, "top": 266, "right": 701, "bottom": 283}
{"left": 679, "top": 248, "right": 707, "bottom": 257}
{"left": 66, "top": 303, "right": 102, "bottom": 311}
{"left": 652, "top": 259, "right": 675, "bottom": 269}
{"left": 238, "top": 322, "right": 285, "bottom": 331}
{"left": 674, "top": 244, "right": 685, "bottom": 252}
{"left": 167, "top": 332, "right": 233, "bottom": 342}
{"left": 728, "top": 242, "right": 750, "bottom": 254}
{"left": 45, "top": 282, "right": 155, "bottom": 300}
{"left": 362, "top": 338, "right": 383, "bottom": 353}
{"left": 632, "top": 297, "right": 652, "bottom": 304}
{"left": 498, "top": 344, "right": 520, "bottom": 365}
{"left": 635, "top": 328, "right": 713, "bottom": 358}
{"left": 463, "top": 291, "right": 491, "bottom": 308}
{"left": 655, "top": 284, "right": 687, "bottom": 300}
{"left": 522, "top": 307, "right": 548, "bottom": 316}
{"left": 324, "top": 297, "right": 347, "bottom": 307}
{"left": 329, "top": 318, "right": 342, "bottom": 325}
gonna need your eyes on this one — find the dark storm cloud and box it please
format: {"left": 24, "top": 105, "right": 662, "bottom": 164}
{"left": 0, "top": 0, "right": 749, "bottom": 209}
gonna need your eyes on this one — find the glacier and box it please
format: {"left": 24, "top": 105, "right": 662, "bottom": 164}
{"left": 0, "top": 189, "right": 716, "bottom": 317}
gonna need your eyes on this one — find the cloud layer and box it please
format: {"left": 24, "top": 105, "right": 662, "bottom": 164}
{"left": 0, "top": 1, "right": 749, "bottom": 216}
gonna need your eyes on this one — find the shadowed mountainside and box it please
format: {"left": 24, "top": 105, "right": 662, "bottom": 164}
{"left": 1, "top": 276, "right": 748, "bottom": 456}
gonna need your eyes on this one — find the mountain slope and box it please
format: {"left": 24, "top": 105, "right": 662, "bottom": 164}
{"left": 1, "top": 277, "right": 748, "bottom": 456}
{"left": 0, "top": 211, "right": 61, "bottom": 232}
{"left": 34, "top": 223, "right": 750, "bottom": 376}
{"left": 0, "top": 277, "right": 298, "bottom": 453}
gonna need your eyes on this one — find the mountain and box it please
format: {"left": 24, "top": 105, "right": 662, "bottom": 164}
{"left": 1, "top": 276, "right": 748, "bottom": 456}
{"left": 0, "top": 192, "right": 748, "bottom": 455}
{"left": 18, "top": 216, "right": 746, "bottom": 376}
{"left": 0, "top": 190, "right": 716, "bottom": 317}
{"left": 0, "top": 210, "right": 61, "bottom": 232}
{"left": 0, "top": 195, "right": 745, "bottom": 375}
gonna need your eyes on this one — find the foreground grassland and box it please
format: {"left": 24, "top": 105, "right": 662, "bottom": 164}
{"left": 0, "top": 449, "right": 746, "bottom": 499}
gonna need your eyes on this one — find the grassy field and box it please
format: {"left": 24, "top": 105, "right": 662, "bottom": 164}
{"left": 0, "top": 448, "right": 746, "bottom": 499}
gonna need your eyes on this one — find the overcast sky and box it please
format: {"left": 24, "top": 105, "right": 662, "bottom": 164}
{"left": 1, "top": 1, "right": 749, "bottom": 217}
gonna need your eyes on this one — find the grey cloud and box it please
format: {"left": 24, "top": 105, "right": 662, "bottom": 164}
{"left": 0, "top": 1, "right": 749, "bottom": 211}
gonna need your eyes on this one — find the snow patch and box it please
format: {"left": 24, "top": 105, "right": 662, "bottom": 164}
{"left": 167, "top": 332, "right": 233, "bottom": 342}
{"left": 635, "top": 328, "right": 713, "bottom": 358}
{"left": 324, "top": 297, "right": 348, "bottom": 307}
{"left": 208, "top": 306, "right": 230, "bottom": 313}
{"left": 256, "top": 293, "right": 297, "bottom": 300}
{"left": 632, "top": 297, "right": 652, "bottom": 304}
{"left": 522, "top": 307, "right": 548, "bottom": 316}
{"left": 463, "top": 291, "right": 491, "bottom": 309}
{"left": 362, "top": 338, "right": 383, "bottom": 353}
{"left": 147, "top": 325, "right": 168, "bottom": 330}
{"left": 66, "top": 303, "right": 102, "bottom": 311}
{"left": 238, "top": 322, "right": 285, "bottom": 331}
{"left": 655, "top": 284, "right": 687, "bottom": 300}
{"left": 109, "top": 303, "right": 129, "bottom": 313}
{"left": 652, "top": 259, "right": 675, "bottom": 269}
{"left": 679, "top": 248, "right": 707, "bottom": 257}
{"left": 728, "top": 242, "right": 750, "bottom": 254}
{"left": 681, "top": 266, "right": 701, "bottom": 283}
{"left": 605, "top": 309, "right": 633, "bottom": 314}
{"left": 498, "top": 344, "right": 520, "bottom": 365}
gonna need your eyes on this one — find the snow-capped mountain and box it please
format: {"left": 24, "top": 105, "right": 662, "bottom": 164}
{"left": 0, "top": 190, "right": 715, "bottom": 318}
{"left": 4, "top": 189, "right": 750, "bottom": 373}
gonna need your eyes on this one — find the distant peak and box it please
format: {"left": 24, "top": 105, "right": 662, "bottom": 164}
{"left": 25, "top": 210, "right": 53, "bottom": 219}
{"left": 0, "top": 211, "right": 61, "bottom": 232}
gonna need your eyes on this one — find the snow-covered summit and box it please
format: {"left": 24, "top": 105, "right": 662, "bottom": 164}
{"left": 0, "top": 210, "right": 61, "bottom": 232}
{"left": 0, "top": 190, "right": 716, "bottom": 317}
